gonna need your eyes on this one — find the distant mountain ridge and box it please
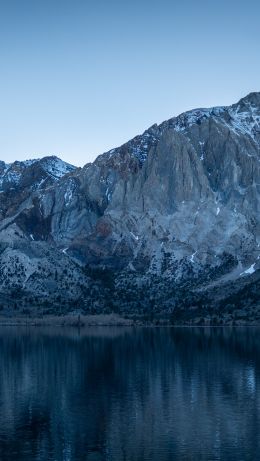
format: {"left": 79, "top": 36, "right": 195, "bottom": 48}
{"left": 0, "top": 156, "right": 76, "bottom": 192}
{"left": 0, "top": 93, "right": 259, "bottom": 324}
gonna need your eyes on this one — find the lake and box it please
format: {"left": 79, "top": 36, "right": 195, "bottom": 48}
{"left": 0, "top": 326, "right": 259, "bottom": 460}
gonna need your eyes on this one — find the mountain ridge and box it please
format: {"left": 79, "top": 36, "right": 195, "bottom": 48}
{"left": 0, "top": 92, "right": 259, "bottom": 324}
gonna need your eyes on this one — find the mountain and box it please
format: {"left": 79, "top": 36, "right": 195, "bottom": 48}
{"left": 0, "top": 93, "right": 259, "bottom": 324}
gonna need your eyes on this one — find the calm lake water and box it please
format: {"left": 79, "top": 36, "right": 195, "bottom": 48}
{"left": 0, "top": 327, "right": 259, "bottom": 460}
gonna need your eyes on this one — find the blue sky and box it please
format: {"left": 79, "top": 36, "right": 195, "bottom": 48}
{"left": 0, "top": 0, "right": 259, "bottom": 166}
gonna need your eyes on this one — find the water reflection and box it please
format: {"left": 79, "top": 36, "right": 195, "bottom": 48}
{"left": 0, "top": 327, "right": 259, "bottom": 460}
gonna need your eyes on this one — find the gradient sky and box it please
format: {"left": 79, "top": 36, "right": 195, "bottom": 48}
{"left": 0, "top": 0, "right": 259, "bottom": 166}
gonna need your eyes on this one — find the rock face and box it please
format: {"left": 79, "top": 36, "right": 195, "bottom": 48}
{"left": 0, "top": 93, "right": 259, "bottom": 322}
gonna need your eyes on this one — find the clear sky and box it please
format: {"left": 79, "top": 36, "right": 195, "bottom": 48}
{"left": 0, "top": 0, "right": 259, "bottom": 166}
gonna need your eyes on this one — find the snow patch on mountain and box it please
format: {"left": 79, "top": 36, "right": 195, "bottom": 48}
{"left": 41, "top": 156, "right": 76, "bottom": 179}
{"left": 128, "top": 129, "right": 159, "bottom": 164}
{"left": 173, "top": 107, "right": 225, "bottom": 132}
{"left": 64, "top": 178, "right": 76, "bottom": 206}
{"left": 228, "top": 104, "right": 260, "bottom": 139}
{"left": 0, "top": 156, "right": 76, "bottom": 192}
{"left": 99, "top": 126, "right": 160, "bottom": 166}
{"left": 240, "top": 262, "right": 258, "bottom": 276}
{"left": 168, "top": 93, "right": 260, "bottom": 145}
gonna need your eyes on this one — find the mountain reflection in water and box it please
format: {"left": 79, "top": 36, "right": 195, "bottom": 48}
{"left": 0, "top": 327, "right": 259, "bottom": 460}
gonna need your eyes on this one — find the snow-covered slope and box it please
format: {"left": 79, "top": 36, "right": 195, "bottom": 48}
{"left": 169, "top": 92, "right": 260, "bottom": 140}
{"left": 0, "top": 156, "right": 76, "bottom": 192}
{"left": 40, "top": 156, "right": 76, "bottom": 179}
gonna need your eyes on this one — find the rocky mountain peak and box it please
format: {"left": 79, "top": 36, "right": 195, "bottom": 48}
{"left": 0, "top": 156, "right": 76, "bottom": 193}
{"left": 237, "top": 91, "right": 260, "bottom": 108}
{"left": 0, "top": 93, "right": 259, "bottom": 320}
{"left": 38, "top": 156, "right": 77, "bottom": 179}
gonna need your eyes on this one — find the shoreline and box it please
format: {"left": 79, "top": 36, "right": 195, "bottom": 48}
{"left": 0, "top": 314, "right": 259, "bottom": 327}
{"left": 0, "top": 314, "right": 134, "bottom": 327}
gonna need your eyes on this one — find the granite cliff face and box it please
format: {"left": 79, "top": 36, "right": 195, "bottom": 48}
{"left": 0, "top": 93, "right": 259, "bottom": 322}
